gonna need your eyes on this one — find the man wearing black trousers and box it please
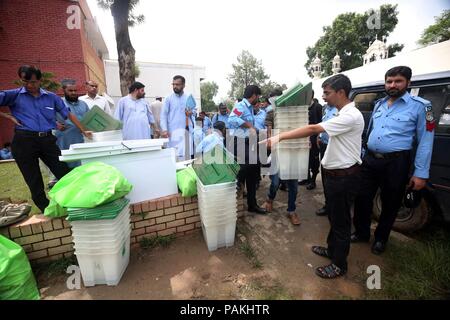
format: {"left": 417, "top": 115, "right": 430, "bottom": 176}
{"left": 261, "top": 74, "right": 364, "bottom": 278}
{"left": 228, "top": 85, "right": 266, "bottom": 214}
{"left": 299, "top": 95, "right": 322, "bottom": 190}
{"left": 0, "top": 67, "right": 92, "bottom": 213}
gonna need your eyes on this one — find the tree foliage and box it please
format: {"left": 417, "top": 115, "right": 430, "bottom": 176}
{"left": 200, "top": 81, "right": 219, "bottom": 112}
{"left": 227, "top": 50, "right": 287, "bottom": 99}
{"left": 418, "top": 10, "right": 450, "bottom": 46}
{"left": 305, "top": 4, "right": 404, "bottom": 77}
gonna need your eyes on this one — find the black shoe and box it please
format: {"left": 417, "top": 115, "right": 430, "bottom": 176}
{"left": 248, "top": 205, "right": 267, "bottom": 215}
{"left": 316, "top": 207, "right": 327, "bottom": 216}
{"left": 350, "top": 233, "right": 370, "bottom": 243}
{"left": 306, "top": 182, "right": 316, "bottom": 190}
{"left": 371, "top": 241, "right": 386, "bottom": 255}
{"left": 298, "top": 179, "right": 309, "bottom": 186}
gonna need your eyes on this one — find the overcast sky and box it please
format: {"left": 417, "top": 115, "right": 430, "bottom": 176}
{"left": 87, "top": 0, "right": 449, "bottom": 100}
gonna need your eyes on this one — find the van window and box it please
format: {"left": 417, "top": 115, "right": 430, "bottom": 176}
{"left": 418, "top": 85, "right": 450, "bottom": 135}
{"left": 353, "top": 91, "right": 386, "bottom": 130}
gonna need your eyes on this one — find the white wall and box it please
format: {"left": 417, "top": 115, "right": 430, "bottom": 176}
{"left": 104, "top": 59, "right": 206, "bottom": 110}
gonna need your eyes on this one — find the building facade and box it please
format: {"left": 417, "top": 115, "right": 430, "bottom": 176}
{"left": 0, "top": 0, "right": 108, "bottom": 147}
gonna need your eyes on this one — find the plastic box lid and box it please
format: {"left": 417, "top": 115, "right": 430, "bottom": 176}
{"left": 67, "top": 198, "right": 130, "bottom": 221}
{"left": 275, "top": 82, "right": 313, "bottom": 107}
{"left": 81, "top": 105, "right": 123, "bottom": 132}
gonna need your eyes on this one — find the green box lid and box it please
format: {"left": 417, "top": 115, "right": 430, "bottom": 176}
{"left": 275, "top": 82, "right": 313, "bottom": 107}
{"left": 80, "top": 105, "right": 123, "bottom": 132}
{"left": 66, "top": 197, "right": 130, "bottom": 221}
{"left": 192, "top": 146, "right": 239, "bottom": 185}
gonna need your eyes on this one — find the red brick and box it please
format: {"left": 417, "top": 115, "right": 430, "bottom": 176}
{"left": 145, "top": 224, "right": 166, "bottom": 233}
{"left": 156, "top": 215, "right": 175, "bottom": 224}
{"left": 149, "top": 201, "right": 157, "bottom": 212}
{"left": 186, "top": 216, "right": 201, "bottom": 224}
{"left": 164, "top": 200, "right": 171, "bottom": 208}
{"left": 156, "top": 201, "right": 164, "bottom": 210}
{"left": 141, "top": 201, "right": 150, "bottom": 212}
{"left": 166, "top": 219, "right": 185, "bottom": 229}
{"left": 171, "top": 198, "right": 178, "bottom": 206}
{"left": 175, "top": 210, "right": 195, "bottom": 220}
{"left": 177, "top": 224, "right": 195, "bottom": 233}
{"left": 158, "top": 228, "right": 176, "bottom": 237}
{"left": 133, "top": 204, "right": 142, "bottom": 214}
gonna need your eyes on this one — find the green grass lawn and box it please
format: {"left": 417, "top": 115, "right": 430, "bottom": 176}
{"left": 0, "top": 161, "right": 49, "bottom": 215}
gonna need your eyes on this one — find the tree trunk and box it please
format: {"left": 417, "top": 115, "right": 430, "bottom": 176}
{"left": 110, "top": 0, "right": 136, "bottom": 96}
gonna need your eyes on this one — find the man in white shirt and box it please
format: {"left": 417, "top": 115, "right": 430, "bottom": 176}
{"left": 79, "top": 80, "right": 112, "bottom": 115}
{"left": 149, "top": 97, "right": 163, "bottom": 138}
{"left": 261, "top": 74, "right": 364, "bottom": 279}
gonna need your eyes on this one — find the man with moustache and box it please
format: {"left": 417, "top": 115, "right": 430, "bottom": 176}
{"left": 55, "top": 79, "right": 90, "bottom": 168}
{"left": 114, "top": 82, "right": 155, "bottom": 140}
{"left": 352, "top": 66, "right": 434, "bottom": 255}
{"left": 160, "top": 75, "right": 197, "bottom": 161}
{"left": 79, "top": 80, "right": 112, "bottom": 115}
{"left": 0, "top": 66, "right": 92, "bottom": 213}
{"left": 261, "top": 74, "right": 364, "bottom": 278}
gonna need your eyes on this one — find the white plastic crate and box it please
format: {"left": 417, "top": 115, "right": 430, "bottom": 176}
{"left": 72, "top": 224, "right": 131, "bottom": 243}
{"left": 278, "top": 148, "right": 309, "bottom": 180}
{"left": 73, "top": 227, "right": 130, "bottom": 251}
{"left": 75, "top": 235, "right": 130, "bottom": 287}
{"left": 69, "top": 206, "right": 130, "bottom": 230}
{"left": 201, "top": 220, "right": 236, "bottom": 252}
{"left": 90, "top": 130, "right": 123, "bottom": 142}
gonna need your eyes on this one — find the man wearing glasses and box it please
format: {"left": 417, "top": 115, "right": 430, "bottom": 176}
{"left": 0, "top": 66, "right": 92, "bottom": 213}
{"left": 160, "top": 75, "right": 197, "bottom": 161}
{"left": 79, "top": 80, "right": 112, "bottom": 115}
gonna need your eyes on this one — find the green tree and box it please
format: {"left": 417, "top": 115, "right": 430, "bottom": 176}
{"left": 227, "top": 50, "right": 288, "bottom": 99}
{"left": 227, "top": 50, "right": 269, "bottom": 99}
{"left": 14, "top": 71, "right": 61, "bottom": 92}
{"left": 200, "top": 81, "right": 219, "bottom": 112}
{"left": 261, "top": 81, "right": 288, "bottom": 97}
{"left": 305, "top": 4, "right": 404, "bottom": 77}
{"left": 418, "top": 10, "right": 450, "bottom": 46}
{"left": 97, "top": 0, "right": 144, "bottom": 96}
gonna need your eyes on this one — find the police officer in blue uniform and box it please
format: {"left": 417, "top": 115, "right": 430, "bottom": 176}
{"left": 352, "top": 66, "right": 435, "bottom": 254}
{"left": 0, "top": 67, "right": 93, "bottom": 213}
{"left": 228, "top": 85, "right": 266, "bottom": 214}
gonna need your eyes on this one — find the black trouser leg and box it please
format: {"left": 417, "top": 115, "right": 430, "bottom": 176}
{"left": 325, "top": 173, "right": 360, "bottom": 270}
{"left": 375, "top": 153, "right": 411, "bottom": 242}
{"left": 353, "top": 156, "right": 381, "bottom": 240}
{"left": 11, "top": 135, "right": 48, "bottom": 212}
{"left": 38, "top": 135, "right": 70, "bottom": 180}
{"left": 319, "top": 143, "right": 327, "bottom": 208}
{"left": 241, "top": 163, "right": 259, "bottom": 208}
{"left": 319, "top": 142, "right": 328, "bottom": 209}
{"left": 309, "top": 135, "right": 320, "bottom": 183}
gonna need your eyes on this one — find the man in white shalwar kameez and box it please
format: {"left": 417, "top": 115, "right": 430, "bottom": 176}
{"left": 114, "top": 82, "right": 155, "bottom": 140}
{"left": 160, "top": 75, "right": 197, "bottom": 161}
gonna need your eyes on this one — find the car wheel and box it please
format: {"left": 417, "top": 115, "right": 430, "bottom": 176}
{"left": 372, "top": 190, "right": 431, "bottom": 233}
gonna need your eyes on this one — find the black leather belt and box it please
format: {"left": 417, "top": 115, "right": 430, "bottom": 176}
{"left": 15, "top": 129, "right": 52, "bottom": 137}
{"left": 323, "top": 163, "right": 361, "bottom": 177}
{"left": 368, "top": 150, "right": 410, "bottom": 160}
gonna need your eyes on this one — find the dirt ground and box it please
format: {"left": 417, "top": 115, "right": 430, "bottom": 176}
{"left": 37, "top": 175, "right": 386, "bottom": 300}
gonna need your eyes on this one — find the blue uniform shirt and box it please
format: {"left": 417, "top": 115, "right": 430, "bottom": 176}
{"left": 367, "top": 91, "right": 434, "bottom": 179}
{"left": 254, "top": 108, "right": 267, "bottom": 130}
{"left": 0, "top": 87, "right": 69, "bottom": 132}
{"left": 319, "top": 105, "right": 338, "bottom": 145}
{"left": 212, "top": 113, "right": 230, "bottom": 128}
{"left": 228, "top": 99, "right": 255, "bottom": 138}
{"left": 202, "top": 116, "right": 212, "bottom": 134}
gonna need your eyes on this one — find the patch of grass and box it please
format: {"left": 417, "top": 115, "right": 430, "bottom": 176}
{"left": 139, "top": 234, "right": 176, "bottom": 250}
{"left": 239, "top": 242, "right": 263, "bottom": 269}
{"left": 33, "top": 255, "right": 78, "bottom": 280}
{"left": 366, "top": 231, "right": 450, "bottom": 300}
{"left": 250, "top": 279, "right": 292, "bottom": 300}
{"left": 0, "top": 161, "right": 49, "bottom": 215}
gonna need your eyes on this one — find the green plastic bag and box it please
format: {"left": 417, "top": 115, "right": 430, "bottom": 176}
{"left": 44, "top": 199, "right": 68, "bottom": 218}
{"left": 0, "top": 235, "right": 40, "bottom": 300}
{"left": 47, "top": 162, "right": 132, "bottom": 209}
{"left": 176, "top": 166, "right": 197, "bottom": 197}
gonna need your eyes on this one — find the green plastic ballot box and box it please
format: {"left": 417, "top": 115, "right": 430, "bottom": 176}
{"left": 81, "top": 105, "right": 123, "bottom": 132}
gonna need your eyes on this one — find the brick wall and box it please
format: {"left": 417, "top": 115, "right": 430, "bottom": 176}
{"left": 0, "top": 194, "right": 245, "bottom": 265}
